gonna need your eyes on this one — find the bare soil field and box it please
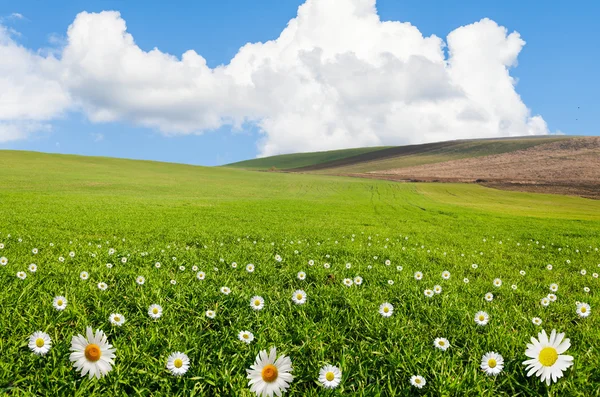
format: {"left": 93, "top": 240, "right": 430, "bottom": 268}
{"left": 346, "top": 137, "right": 600, "bottom": 199}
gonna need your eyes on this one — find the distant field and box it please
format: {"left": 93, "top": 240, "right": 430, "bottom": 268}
{"left": 225, "top": 146, "right": 391, "bottom": 170}
{"left": 1, "top": 150, "right": 599, "bottom": 395}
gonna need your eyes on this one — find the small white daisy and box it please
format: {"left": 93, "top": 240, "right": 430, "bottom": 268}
{"left": 0, "top": 256, "right": 7, "bottom": 266}
{"left": 434, "top": 337, "right": 450, "bottom": 351}
{"left": 441, "top": 271, "right": 450, "bottom": 280}
{"left": 410, "top": 375, "right": 426, "bottom": 388}
{"left": 481, "top": 351, "right": 504, "bottom": 376}
{"left": 472, "top": 264, "right": 478, "bottom": 269}
{"left": 121, "top": 257, "right": 127, "bottom": 264}
{"left": 291, "top": 290, "right": 307, "bottom": 305}
{"left": 98, "top": 282, "right": 108, "bottom": 291}
{"left": 196, "top": 271, "right": 206, "bottom": 280}
{"left": 414, "top": 271, "right": 423, "bottom": 281}
{"left": 387, "top": 280, "right": 394, "bottom": 285}
{"left": 424, "top": 289, "right": 434, "bottom": 298}
{"left": 532, "top": 317, "right": 542, "bottom": 326}
{"left": 584, "top": 287, "right": 590, "bottom": 293}
{"left": 541, "top": 297, "right": 550, "bottom": 307}
{"left": 167, "top": 352, "right": 190, "bottom": 376}
{"left": 170, "top": 280, "right": 176, "bottom": 285}
{"left": 109, "top": 313, "right": 125, "bottom": 326}
{"left": 520, "top": 270, "right": 526, "bottom": 276}
{"left": 397, "top": 266, "right": 403, "bottom": 271}
{"left": 246, "top": 264, "right": 255, "bottom": 273}
{"left": 346, "top": 263, "right": 352, "bottom": 269}
{"left": 318, "top": 364, "right": 342, "bottom": 389}
{"left": 28, "top": 263, "right": 37, "bottom": 272}
{"left": 106, "top": 263, "right": 113, "bottom": 269}
{"left": 308, "top": 260, "right": 314, "bottom": 266}
{"left": 251, "top": 296, "right": 265, "bottom": 311}
{"left": 549, "top": 283, "right": 558, "bottom": 292}
{"left": 493, "top": 278, "right": 502, "bottom": 287}
{"left": 547, "top": 294, "right": 557, "bottom": 302}
{"left": 238, "top": 330, "right": 254, "bottom": 344}
{"left": 32, "top": 248, "right": 38, "bottom": 255}
{"left": 155, "top": 262, "right": 161, "bottom": 268}
{"left": 80, "top": 271, "right": 89, "bottom": 280}
{"left": 547, "top": 264, "right": 553, "bottom": 270}
{"left": 220, "top": 286, "right": 231, "bottom": 295}
{"left": 28, "top": 331, "right": 52, "bottom": 356}
{"left": 136, "top": 276, "right": 145, "bottom": 285}
{"left": 485, "top": 293, "right": 494, "bottom": 302}
{"left": 17, "top": 271, "right": 27, "bottom": 280}
{"left": 433, "top": 285, "right": 442, "bottom": 294}
{"left": 463, "top": 278, "right": 469, "bottom": 283}
{"left": 474, "top": 311, "right": 489, "bottom": 326}
{"left": 343, "top": 278, "right": 353, "bottom": 287}
{"left": 53, "top": 296, "right": 68, "bottom": 311}
{"left": 297, "top": 271, "right": 306, "bottom": 281}
{"left": 206, "top": 310, "right": 216, "bottom": 318}
{"left": 148, "top": 304, "right": 163, "bottom": 319}
{"left": 379, "top": 302, "right": 394, "bottom": 317}
{"left": 354, "top": 276, "right": 363, "bottom": 285}
{"left": 576, "top": 302, "right": 591, "bottom": 318}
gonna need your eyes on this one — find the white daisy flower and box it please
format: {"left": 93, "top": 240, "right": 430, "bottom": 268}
{"left": 397, "top": 266, "right": 403, "bottom": 271}
{"left": 541, "top": 297, "right": 550, "bottom": 307}
{"left": 230, "top": 263, "right": 236, "bottom": 269}
{"left": 275, "top": 254, "right": 282, "bottom": 262}
{"left": 29, "top": 331, "right": 52, "bottom": 356}
{"left": 385, "top": 259, "right": 391, "bottom": 266}
{"left": 463, "top": 278, "right": 469, "bottom": 283}
{"left": 547, "top": 264, "right": 553, "bottom": 270}
{"left": 297, "top": 271, "right": 306, "bottom": 281}
{"left": 170, "top": 279, "right": 176, "bottom": 285}
{"left": 69, "top": 327, "right": 116, "bottom": 379}
{"left": 424, "top": 289, "right": 434, "bottom": 298}
{"left": 108, "top": 248, "right": 115, "bottom": 255}
{"left": 28, "top": 263, "right": 37, "bottom": 272}
{"left": 251, "top": 296, "right": 265, "bottom": 311}
{"left": 481, "top": 351, "right": 504, "bottom": 376}
{"left": 472, "top": 264, "right": 478, "bottom": 269}
{"left": 433, "top": 285, "right": 442, "bottom": 294}
{"left": 179, "top": 265, "right": 185, "bottom": 271}
{"left": 80, "top": 271, "right": 89, "bottom": 280}
{"left": 121, "top": 257, "right": 127, "bottom": 264}
{"left": 166, "top": 352, "right": 190, "bottom": 376}
{"left": 387, "top": 280, "right": 394, "bottom": 285}
{"left": 547, "top": 294, "right": 557, "bottom": 302}
{"left": 17, "top": 271, "right": 27, "bottom": 280}
{"left": 576, "top": 302, "right": 591, "bottom": 318}
{"left": 291, "top": 290, "right": 307, "bottom": 305}
{"left": 246, "top": 347, "right": 293, "bottom": 397}
{"left": 343, "top": 278, "right": 353, "bottom": 287}
{"left": 215, "top": 285, "right": 230, "bottom": 295}
{"left": 354, "top": 276, "right": 363, "bottom": 285}
{"left": 98, "top": 282, "right": 108, "bottom": 291}
{"left": 53, "top": 296, "right": 67, "bottom": 311}
{"left": 246, "top": 264, "right": 255, "bottom": 273}
{"left": 549, "top": 283, "right": 558, "bottom": 292}
{"left": 485, "top": 293, "right": 494, "bottom": 302}
{"left": 196, "top": 271, "right": 206, "bottom": 280}
{"left": 136, "top": 276, "right": 145, "bottom": 285}
{"left": 523, "top": 329, "right": 573, "bottom": 385}
{"left": 532, "top": 317, "right": 542, "bottom": 326}
{"left": 69, "top": 251, "right": 75, "bottom": 258}
{"left": 308, "top": 260, "right": 314, "bottom": 266}
{"left": 346, "top": 263, "right": 352, "bottom": 269}
{"left": 148, "top": 304, "right": 163, "bottom": 319}
{"left": 109, "top": 313, "right": 125, "bottom": 326}
{"left": 593, "top": 273, "right": 598, "bottom": 279}
{"left": 584, "top": 287, "right": 590, "bottom": 293}
{"left": 0, "top": 256, "right": 7, "bottom": 266}
{"left": 474, "top": 311, "right": 489, "bottom": 326}
{"left": 206, "top": 310, "right": 216, "bottom": 318}
{"left": 414, "top": 271, "right": 423, "bottom": 280}
{"left": 318, "top": 364, "right": 342, "bottom": 389}
{"left": 441, "top": 271, "right": 450, "bottom": 280}
{"left": 324, "top": 263, "right": 330, "bottom": 269}
{"left": 238, "top": 330, "right": 254, "bottom": 344}
{"left": 379, "top": 302, "right": 393, "bottom": 317}
{"left": 520, "top": 270, "right": 526, "bottom": 276}
{"left": 410, "top": 375, "right": 426, "bottom": 388}
{"left": 155, "top": 262, "right": 161, "bottom": 268}
{"left": 434, "top": 337, "right": 450, "bottom": 351}
{"left": 493, "top": 278, "right": 502, "bottom": 287}
{"left": 32, "top": 248, "right": 38, "bottom": 255}
{"left": 106, "top": 263, "right": 113, "bottom": 269}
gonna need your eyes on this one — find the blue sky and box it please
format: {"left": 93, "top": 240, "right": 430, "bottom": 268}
{"left": 0, "top": 0, "right": 597, "bottom": 166}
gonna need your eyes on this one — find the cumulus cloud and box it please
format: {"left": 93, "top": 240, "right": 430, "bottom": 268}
{"left": 0, "top": 0, "right": 549, "bottom": 156}
{"left": 0, "top": 25, "right": 70, "bottom": 142}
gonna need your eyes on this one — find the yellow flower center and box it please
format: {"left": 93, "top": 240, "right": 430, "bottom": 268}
{"left": 439, "top": 341, "right": 445, "bottom": 346}
{"left": 261, "top": 364, "right": 278, "bottom": 383}
{"left": 35, "top": 338, "right": 45, "bottom": 348}
{"left": 57, "top": 300, "right": 63, "bottom": 306}
{"left": 173, "top": 358, "right": 183, "bottom": 368}
{"left": 114, "top": 316, "right": 120, "bottom": 322}
{"left": 254, "top": 300, "right": 261, "bottom": 306}
{"left": 415, "top": 378, "right": 421, "bottom": 384}
{"left": 296, "top": 294, "right": 303, "bottom": 300}
{"left": 383, "top": 307, "right": 389, "bottom": 313}
{"left": 243, "top": 334, "right": 249, "bottom": 339}
{"left": 581, "top": 307, "right": 587, "bottom": 313}
{"left": 152, "top": 308, "right": 159, "bottom": 314}
{"left": 84, "top": 344, "right": 101, "bottom": 362}
{"left": 326, "top": 371, "right": 335, "bottom": 381}
{"left": 539, "top": 347, "right": 558, "bottom": 367}
{"left": 487, "top": 358, "right": 497, "bottom": 368}
{"left": 479, "top": 315, "right": 485, "bottom": 321}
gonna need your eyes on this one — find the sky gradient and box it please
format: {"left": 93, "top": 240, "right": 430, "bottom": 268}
{"left": 0, "top": 0, "right": 597, "bottom": 165}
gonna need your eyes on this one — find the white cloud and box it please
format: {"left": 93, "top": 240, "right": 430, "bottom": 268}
{"left": 9, "top": 13, "right": 24, "bottom": 20}
{"left": 91, "top": 132, "right": 104, "bottom": 142}
{"left": 0, "top": 0, "right": 549, "bottom": 156}
{"left": 0, "top": 25, "right": 70, "bottom": 142}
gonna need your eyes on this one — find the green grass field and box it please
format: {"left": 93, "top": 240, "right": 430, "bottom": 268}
{"left": 225, "top": 146, "right": 391, "bottom": 170}
{"left": 0, "top": 150, "right": 598, "bottom": 396}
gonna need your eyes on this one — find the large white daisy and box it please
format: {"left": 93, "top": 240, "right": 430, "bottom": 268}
{"left": 291, "top": 290, "right": 307, "bottom": 305}
{"left": 53, "top": 296, "right": 68, "bottom": 311}
{"left": 69, "top": 327, "right": 116, "bottom": 379}
{"left": 246, "top": 347, "right": 293, "bottom": 397}
{"left": 148, "top": 304, "right": 163, "bottom": 319}
{"left": 410, "top": 375, "right": 426, "bottom": 388}
{"left": 434, "top": 337, "right": 450, "bottom": 351}
{"left": 251, "top": 296, "right": 265, "bottom": 311}
{"left": 28, "top": 331, "right": 52, "bottom": 356}
{"left": 379, "top": 302, "right": 393, "bottom": 317}
{"left": 523, "top": 329, "right": 573, "bottom": 385}
{"left": 576, "top": 302, "right": 591, "bottom": 318}
{"left": 318, "top": 364, "right": 342, "bottom": 389}
{"left": 474, "top": 311, "right": 489, "bottom": 326}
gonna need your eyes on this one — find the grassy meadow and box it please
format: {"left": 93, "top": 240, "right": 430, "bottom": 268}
{"left": 0, "top": 150, "right": 599, "bottom": 396}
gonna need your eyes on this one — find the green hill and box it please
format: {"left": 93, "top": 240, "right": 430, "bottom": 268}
{"left": 224, "top": 146, "right": 391, "bottom": 170}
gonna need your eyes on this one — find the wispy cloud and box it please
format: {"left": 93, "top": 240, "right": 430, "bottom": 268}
{"left": 91, "top": 132, "right": 104, "bottom": 142}
{"left": 9, "top": 13, "right": 24, "bottom": 20}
